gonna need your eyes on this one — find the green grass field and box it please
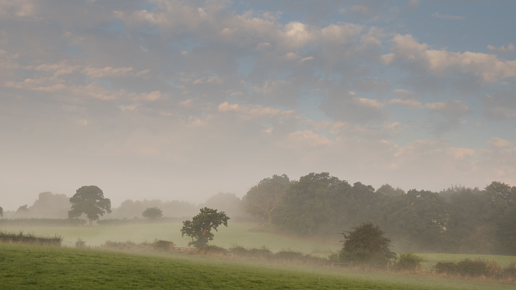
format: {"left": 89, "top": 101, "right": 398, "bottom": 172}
{"left": 1, "top": 243, "right": 513, "bottom": 289}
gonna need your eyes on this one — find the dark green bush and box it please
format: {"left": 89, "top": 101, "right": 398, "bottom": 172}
{"left": 394, "top": 253, "right": 423, "bottom": 271}
{"left": 457, "top": 259, "right": 490, "bottom": 277}
{"left": 339, "top": 223, "right": 395, "bottom": 268}
{"left": 435, "top": 259, "right": 501, "bottom": 278}
{"left": 247, "top": 247, "right": 273, "bottom": 259}
{"left": 274, "top": 250, "right": 305, "bottom": 261}
{"left": 152, "top": 240, "right": 175, "bottom": 251}
{"left": 229, "top": 245, "right": 248, "bottom": 256}
{"left": 435, "top": 262, "right": 458, "bottom": 275}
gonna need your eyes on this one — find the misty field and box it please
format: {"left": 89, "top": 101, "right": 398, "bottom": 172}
{"left": 2, "top": 243, "right": 514, "bottom": 290}
{"left": 0, "top": 222, "right": 341, "bottom": 253}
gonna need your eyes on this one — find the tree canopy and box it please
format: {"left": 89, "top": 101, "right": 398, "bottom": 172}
{"left": 180, "top": 207, "right": 229, "bottom": 248}
{"left": 142, "top": 207, "right": 163, "bottom": 219}
{"left": 242, "top": 174, "right": 289, "bottom": 225}
{"left": 68, "top": 185, "right": 111, "bottom": 225}
{"left": 0, "top": 206, "right": 3, "bottom": 217}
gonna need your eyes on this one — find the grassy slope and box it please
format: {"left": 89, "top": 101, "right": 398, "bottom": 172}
{"left": 1, "top": 244, "right": 512, "bottom": 290}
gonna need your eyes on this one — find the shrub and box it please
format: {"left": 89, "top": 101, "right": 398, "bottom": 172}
{"left": 142, "top": 207, "right": 163, "bottom": 219}
{"left": 457, "top": 259, "right": 490, "bottom": 277}
{"left": 75, "top": 238, "right": 86, "bottom": 248}
{"left": 501, "top": 262, "right": 516, "bottom": 279}
{"left": 435, "top": 259, "right": 501, "bottom": 278}
{"left": 152, "top": 240, "right": 175, "bottom": 251}
{"left": 247, "top": 247, "right": 273, "bottom": 259}
{"left": 394, "top": 253, "right": 423, "bottom": 272}
{"left": 229, "top": 245, "right": 248, "bottom": 256}
{"left": 435, "top": 262, "right": 458, "bottom": 275}
{"left": 0, "top": 231, "right": 62, "bottom": 246}
{"left": 274, "top": 250, "right": 305, "bottom": 261}
{"left": 339, "top": 223, "right": 395, "bottom": 268}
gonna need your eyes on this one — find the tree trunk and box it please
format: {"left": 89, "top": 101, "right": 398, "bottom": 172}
{"left": 267, "top": 212, "right": 272, "bottom": 225}
{"left": 89, "top": 218, "right": 92, "bottom": 226}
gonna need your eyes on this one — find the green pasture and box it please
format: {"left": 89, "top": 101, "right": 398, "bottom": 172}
{"left": 1, "top": 243, "right": 513, "bottom": 290}
{"left": 0, "top": 222, "right": 341, "bottom": 253}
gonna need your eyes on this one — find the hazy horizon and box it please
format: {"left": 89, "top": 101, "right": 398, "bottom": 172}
{"left": 2, "top": 1, "right": 516, "bottom": 211}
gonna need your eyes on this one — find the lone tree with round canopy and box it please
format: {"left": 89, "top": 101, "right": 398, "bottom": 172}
{"left": 142, "top": 207, "right": 163, "bottom": 219}
{"left": 180, "top": 207, "right": 229, "bottom": 248}
{"left": 68, "top": 185, "right": 111, "bottom": 225}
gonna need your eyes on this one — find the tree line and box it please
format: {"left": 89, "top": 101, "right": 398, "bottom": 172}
{"left": 241, "top": 172, "right": 516, "bottom": 255}
{"left": 1, "top": 172, "right": 515, "bottom": 255}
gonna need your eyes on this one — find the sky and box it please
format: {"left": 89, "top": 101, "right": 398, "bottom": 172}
{"left": 1, "top": 0, "right": 516, "bottom": 210}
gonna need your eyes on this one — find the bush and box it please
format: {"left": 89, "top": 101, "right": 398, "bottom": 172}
{"left": 0, "top": 231, "right": 62, "bottom": 246}
{"left": 247, "top": 247, "right": 273, "bottom": 259}
{"left": 274, "top": 250, "right": 305, "bottom": 261}
{"left": 435, "top": 259, "right": 502, "bottom": 278}
{"left": 229, "top": 245, "right": 248, "bottom": 256}
{"left": 457, "top": 259, "right": 491, "bottom": 277}
{"left": 75, "top": 238, "right": 86, "bottom": 248}
{"left": 142, "top": 207, "right": 163, "bottom": 219}
{"left": 339, "top": 223, "right": 395, "bottom": 268}
{"left": 435, "top": 262, "right": 459, "bottom": 275}
{"left": 394, "top": 253, "right": 423, "bottom": 271}
{"left": 501, "top": 262, "right": 516, "bottom": 279}
{"left": 152, "top": 240, "right": 175, "bottom": 251}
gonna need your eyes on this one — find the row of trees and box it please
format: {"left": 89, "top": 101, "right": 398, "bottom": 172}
{"left": 2, "top": 191, "right": 247, "bottom": 221}
{"left": 242, "top": 172, "right": 516, "bottom": 255}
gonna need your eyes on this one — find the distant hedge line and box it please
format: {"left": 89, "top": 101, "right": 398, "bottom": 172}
{"left": 0, "top": 231, "right": 62, "bottom": 246}
{"left": 0, "top": 218, "right": 86, "bottom": 227}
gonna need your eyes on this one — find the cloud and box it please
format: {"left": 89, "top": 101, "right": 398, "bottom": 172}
{"left": 487, "top": 43, "right": 515, "bottom": 54}
{"left": 320, "top": 90, "right": 389, "bottom": 123}
{"left": 387, "top": 34, "right": 516, "bottom": 83}
{"left": 389, "top": 98, "right": 422, "bottom": 109}
{"left": 431, "top": 12, "right": 465, "bottom": 20}
{"left": 489, "top": 137, "right": 511, "bottom": 148}
{"left": 425, "top": 100, "right": 470, "bottom": 134}
{"left": 218, "top": 102, "right": 295, "bottom": 120}
{"left": 482, "top": 93, "right": 516, "bottom": 121}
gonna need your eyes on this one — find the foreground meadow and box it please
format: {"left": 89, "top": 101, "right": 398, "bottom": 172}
{"left": 1, "top": 243, "right": 513, "bottom": 290}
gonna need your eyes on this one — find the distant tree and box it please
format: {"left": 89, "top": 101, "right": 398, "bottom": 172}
{"left": 379, "top": 189, "right": 447, "bottom": 251}
{"left": 180, "top": 207, "right": 229, "bottom": 248}
{"left": 30, "top": 192, "right": 71, "bottom": 218}
{"left": 339, "top": 223, "right": 395, "bottom": 268}
{"left": 15, "top": 205, "right": 30, "bottom": 217}
{"left": 242, "top": 174, "right": 290, "bottom": 225}
{"left": 376, "top": 184, "right": 405, "bottom": 197}
{"left": 0, "top": 206, "right": 3, "bottom": 217}
{"left": 202, "top": 192, "right": 244, "bottom": 218}
{"left": 68, "top": 185, "right": 111, "bottom": 225}
{"left": 142, "top": 207, "right": 163, "bottom": 219}
{"left": 279, "top": 172, "right": 349, "bottom": 235}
